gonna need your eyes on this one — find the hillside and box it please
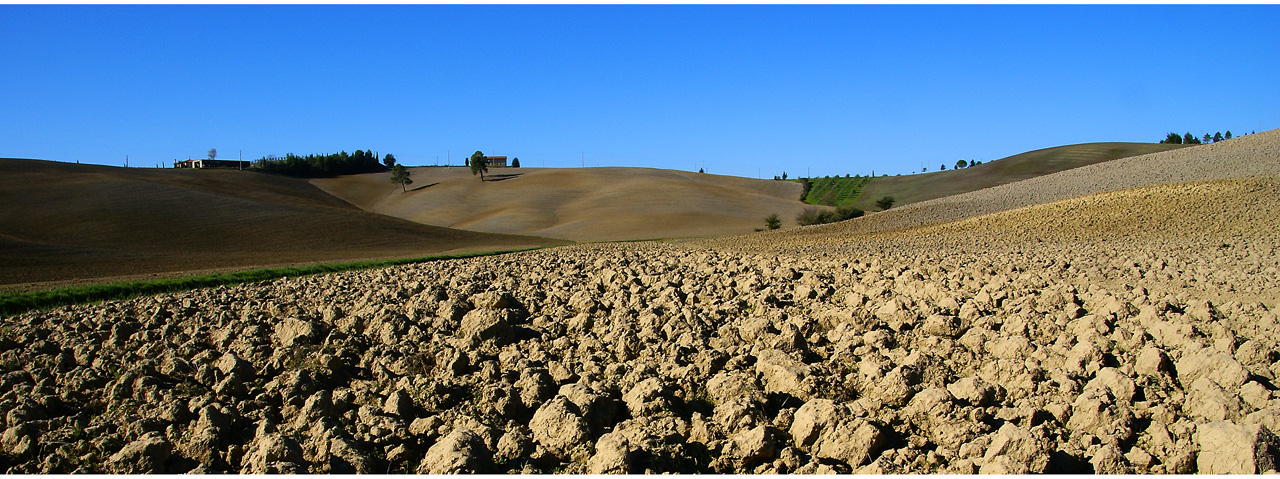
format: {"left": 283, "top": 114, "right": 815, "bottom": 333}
{"left": 0, "top": 159, "right": 565, "bottom": 290}
{"left": 848, "top": 142, "right": 1187, "bottom": 210}
{"left": 312, "top": 166, "right": 809, "bottom": 241}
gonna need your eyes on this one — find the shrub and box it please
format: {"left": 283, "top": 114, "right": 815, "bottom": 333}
{"left": 875, "top": 196, "right": 895, "bottom": 210}
{"left": 764, "top": 213, "right": 781, "bottom": 230}
{"left": 795, "top": 205, "right": 863, "bottom": 226}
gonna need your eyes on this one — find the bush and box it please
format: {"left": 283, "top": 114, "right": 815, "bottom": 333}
{"left": 875, "top": 196, "right": 896, "bottom": 210}
{"left": 795, "top": 205, "right": 863, "bottom": 226}
{"left": 764, "top": 213, "right": 781, "bottom": 230}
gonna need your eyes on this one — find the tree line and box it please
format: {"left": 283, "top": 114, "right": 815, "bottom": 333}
{"left": 254, "top": 149, "right": 394, "bottom": 178}
{"left": 1160, "top": 131, "right": 1236, "bottom": 145}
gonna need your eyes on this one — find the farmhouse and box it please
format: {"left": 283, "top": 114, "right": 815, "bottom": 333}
{"left": 483, "top": 156, "right": 508, "bottom": 168}
{"left": 174, "top": 159, "right": 253, "bottom": 169}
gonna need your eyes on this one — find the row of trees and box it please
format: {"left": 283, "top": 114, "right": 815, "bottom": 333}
{"left": 254, "top": 150, "right": 393, "bottom": 178}
{"left": 1161, "top": 131, "right": 1233, "bottom": 145}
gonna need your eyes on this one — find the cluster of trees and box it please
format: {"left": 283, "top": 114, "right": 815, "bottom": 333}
{"left": 934, "top": 159, "right": 982, "bottom": 172}
{"left": 794, "top": 204, "right": 865, "bottom": 226}
{"left": 1161, "top": 131, "right": 1233, "bottom": 145}
{"left": 254, "top": 150, "right": 391, "bottom": 178}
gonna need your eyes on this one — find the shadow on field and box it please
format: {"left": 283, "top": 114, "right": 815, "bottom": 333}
{"left": 408, "top": 182, "right": 439, "bottom": 192}
{"left": 484, "top": 173, "right": 522, "bottom": 182}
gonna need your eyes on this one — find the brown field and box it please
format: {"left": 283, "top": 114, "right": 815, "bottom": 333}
{"left": 851, "top": 142, "right": 1187, "bottom": 211}
{"left": 311, "top": 166, "right": 808, "bottom": 241}
{"left": 0, "top": 159, "right": 565, "bottom": 291}
{"left": 2, "top": 131, "right": 1280, "bottom": 474}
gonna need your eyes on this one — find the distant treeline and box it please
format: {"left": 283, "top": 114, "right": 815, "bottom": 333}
{"left": 254, "top": 149, "right": 386, "bottom": 177}
{"left": 1160, "top": 131, "right": 1242, "bottom": 145}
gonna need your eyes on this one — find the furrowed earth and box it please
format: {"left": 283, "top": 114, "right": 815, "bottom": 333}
{"left": 1, "top": 130, "right": 1279, "bottom": 473}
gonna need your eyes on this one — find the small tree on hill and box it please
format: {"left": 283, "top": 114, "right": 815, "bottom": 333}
{"left": 1225, "top": 131, "right": 1233, "bottom": 140}
{"left": 1202, "top": 133, "right": 1212, "bottom": 144}
{"left": 875, "top": 196, "right": 895, "bottom": 211}
{"left": 208, "top": 148, "right": 217, "bottom": 160}
{"left": 1184, "top": 132, "right": 1200, "bottom": 144}
{"left": 512, "top": 157, "right": 521, "bottom": 168}
{"left": 781, "top": 172, "right": 788, "bottom": 180}
{"left": 469, "top": 151, "right": 488, "bottom": 180}
{"left": 956, "top": 159, "right": 968, "bottom": 169}
{"left": 764, "top": 213, "right": 781, "bottom": 230}
{"left": 1213, "top": 132, "right": 1224, "bottom": 143}
{"left": 383, "top": 153, "right": 397, "bottom": 168}
{"left": 1162, "top": 132, "right": 1183, "bottom": 144}
{"left": 390, "top": 164, "right": 412, "bottom": 192}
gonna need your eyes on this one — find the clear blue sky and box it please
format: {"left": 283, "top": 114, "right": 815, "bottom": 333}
{"left": 3, "top": 5, "right": 1277, "bottom": 178}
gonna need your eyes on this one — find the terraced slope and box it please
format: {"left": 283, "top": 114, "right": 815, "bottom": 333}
{"left": 0, "top": 159, "right": 564, "bottom": 290}
{"left": 312, "top": 166, "right": 808, "bottom": 241}
{"left": 850, "top": 142, "right": 1187, "bottom": 211}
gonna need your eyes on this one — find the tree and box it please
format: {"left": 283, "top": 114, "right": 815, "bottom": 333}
{"left": 955, "top": 159, "right": 968, "bottom": 169}
{"left": 699, "top": 167, "right": 705, "bottom": 173}
{"left": 208, "top": 148, "right": 217, "bottom": 160}
{"left": 875, "top": 196, "right": 895, "bottom": 211}
{"left": 1213, "top": 132, "right": 1224, "bottom": 143}
{"left": 1162, "top": 132, "right": 1183, "bottom": 144}
{"left": 1203, "top": 133, "right": 1212, "bottom": 144}
{"left": 940, "top": 164, "right": 946, "bottom": 170}
{"left": 764, "top": 213, "right": 781, "bottom": 230}
{"left": 781, "top": 172, "right": 788, "bottom": 180}
{"left": 512, "top": 157, "right": 521, "bottom": 168}
{"left": 1225, "top": 131, "right": 1233, "bottom": 140}
{"left": 469, "top": 151, "right": 488, "bottom": 180}
{"left": 390, "top": 164, "right": 413, "bottom": 192}
{"left": 383, "top": 153, "right": 397, "bottom": 168}
{"left": 1184, "top": 133, "right": 1200, "bottom": 144}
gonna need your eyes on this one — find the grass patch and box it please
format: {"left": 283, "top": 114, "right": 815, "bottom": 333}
{"left": 802, "top": 175, "right": 871, "bottom": 206}
{"left": 0, "top": 247, "right": 549, "bottom": 317}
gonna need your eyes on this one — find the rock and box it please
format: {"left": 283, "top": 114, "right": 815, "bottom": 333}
{"left": 623, "top": 378, "right": 672, "bottom": 418}
{"left": 470, "top": 290, "right": 516, "bottom": 310}
{"left": 921, "top": 314, "right": 965, "bottom": 338}
{"left": 106, "top": 431, "right": 172, "bottom": 474}
{"left": 790, "top": 399, "right": 837, "bottom": 449}
{"left": 1176, "top": 349, "right": 1249, "bottom": 391}
{"left": 1135, "top": 346, "right": 1171, "bottom": 377}
{"left": 239, "top": 432, "right": 306, "bottom": 474}
{"left": 382, "top": 389, "right": 414, "bottom": 418}
{"left": 1196, "top": 421, "right": 1280, "bottom": 474}
{"left": 1083, "top": 367, "right": 1136, "bottom": 403}
{"left": 458, "top": 309, "right": 515, "bottom": 346}
{"left": 979, "top": 423, "right": 1048, "bottom": 474}
{"left": 946, "top": 376, "right": 995, "bottom": 407}
{"left": 273, "top": 317, "right": 318, "bottom": 347}
{"left": 213, "top": 352, "right": 254, "bottom": 378}
{"left": 811, "top": 418, "right": 885, "bottom": 467}
{"left": 588, "top": 430, "right": 637, "bottom": 474}
{"left": 418, "top": 428, "right": 492, "bottom": 474}
{"left": 529, "top": 396, "right": 591, "bottom": 458}
{"left": 495, "top": 427, "right": 535, "bottom": 463}
{"left": 1089, "top": 444, "right": 1132, "bottom": 474}
{"left": 754, "top": 349, "right": 810, "bottom": 399}
{"left": 722, "top": 425, "right": 779, "bottom": 469}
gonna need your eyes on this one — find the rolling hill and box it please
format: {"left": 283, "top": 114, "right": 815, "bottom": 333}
{"left": 847, "top": 142, "right": 1188, "bottom": 210}
{"left": 311, "top": 166, "right": 809, "bottom": 242}
{"left": 0, "top": 159, "right": 564, "bottom": 290}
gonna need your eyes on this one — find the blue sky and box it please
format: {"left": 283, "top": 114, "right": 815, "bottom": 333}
{"left": 2, "top": 5, "right": 1277, "bottom": 178}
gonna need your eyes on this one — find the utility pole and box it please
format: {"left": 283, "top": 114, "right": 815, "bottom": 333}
{"left": 125, "top": 155, "right": 129, "bottom": 168}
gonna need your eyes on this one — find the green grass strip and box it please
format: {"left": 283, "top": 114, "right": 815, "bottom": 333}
{"left": 0, "top": 247, "right": 549, "bottom": 318}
